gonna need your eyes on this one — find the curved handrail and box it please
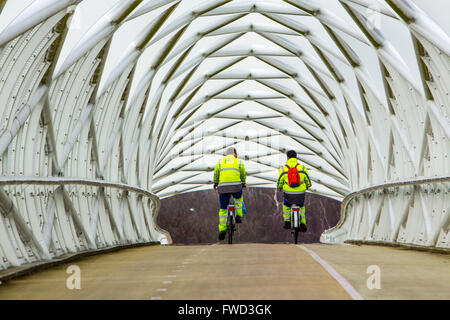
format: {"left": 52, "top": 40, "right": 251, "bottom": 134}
{"left": 322, "top": 175, "right": 450, "bottom": 238}
{"left": 0, "top": 176, "right": 172, "bottom": 244}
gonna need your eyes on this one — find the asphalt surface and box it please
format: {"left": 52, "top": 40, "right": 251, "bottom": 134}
{"left": 0, "top": 243, "right": 448, "bottom": 300}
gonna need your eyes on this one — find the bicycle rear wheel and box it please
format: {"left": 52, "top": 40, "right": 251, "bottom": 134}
{"left": 228, "top": 225, "right": 233, "bottom": 244}
{"left": 293, "top": 228, "right": 299, "bottom": 244}
{"left": 291, "top": 208, "right": 300, "bottom": 244}
{"left": 227, "top": 210, "right": 234, "bottom": 244}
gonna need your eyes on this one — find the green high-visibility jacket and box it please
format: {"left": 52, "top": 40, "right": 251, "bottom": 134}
{"left": 277, "top": 158, "right": 311, "bottom": 193}
{"left": 214, "top": 155, "right": 246, "bottom": 186}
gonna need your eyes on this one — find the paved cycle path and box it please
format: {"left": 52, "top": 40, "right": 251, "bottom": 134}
{"left": 0, "top": 244, "right": 351, "bottom": 300}
{"left": 2, "top": 243, "right": 447, "bottom": 300}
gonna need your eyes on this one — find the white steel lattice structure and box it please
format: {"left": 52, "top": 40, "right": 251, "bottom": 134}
{"left": 0, "top": 0, "right": 448, "bottom": 270}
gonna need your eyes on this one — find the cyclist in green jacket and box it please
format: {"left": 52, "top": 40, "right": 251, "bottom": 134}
{"left": 277, "top": 150, "right": 311, "bottom": 231}
{"left": 213, "top": 147, "right": 246, "bottom": 240}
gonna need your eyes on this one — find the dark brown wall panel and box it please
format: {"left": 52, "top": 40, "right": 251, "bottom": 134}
{"left": 158, "top": 187, "right": 341, "bottom": 244}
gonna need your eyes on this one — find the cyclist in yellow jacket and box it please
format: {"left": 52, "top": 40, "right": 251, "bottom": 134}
{"left": 213, "top": 147, "right": 246, "bottom": 240}
{"left": 277, "top": 150, "right": 311, "bottom": 231}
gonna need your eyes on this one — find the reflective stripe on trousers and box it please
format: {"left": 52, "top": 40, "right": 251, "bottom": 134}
{"left": 219, "top": 209, "right": 227, "bottom": 232}
{"left": 282, "top": 206, "right": 306, "bottom": 223}
{"left": 218, "top": 196, "right": 244, "bottom": 231}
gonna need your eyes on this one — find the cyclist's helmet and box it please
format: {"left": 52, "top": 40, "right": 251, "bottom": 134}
{"left": 287, "top": 150, "right": 297, "bottom": 159}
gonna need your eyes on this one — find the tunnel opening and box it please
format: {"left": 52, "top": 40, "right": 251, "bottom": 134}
{"left": 157, "top": 187, "right": 341, "bottom": 244}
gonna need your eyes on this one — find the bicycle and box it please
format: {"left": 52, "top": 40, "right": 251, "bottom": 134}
{"left": 226, "top": 196, "right": 237, "bottom": 244}
{"left": 215, "top": 184, "right": 245, "bottom": 244}
{"left": 290, "top": 205, "right": 302, "bottom": 244}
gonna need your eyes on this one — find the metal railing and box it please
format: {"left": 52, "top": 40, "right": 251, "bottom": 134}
{"left": 0, "top": 176, "right": 171, "bottom": 270}
{"left": 321, "top": 176, "right": 450, "bottom": 250}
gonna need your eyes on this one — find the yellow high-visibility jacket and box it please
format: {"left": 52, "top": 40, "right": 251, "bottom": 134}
{"left": 213, "top": 155, "right": 246, "bottom": 186}
{"left": 277, "top": 158, "right": 311, "bottom": 193}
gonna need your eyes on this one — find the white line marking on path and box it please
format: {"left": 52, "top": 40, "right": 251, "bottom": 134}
{"left": 297, "top": 245, "right": 364, "bottom": 300}
{"left": 168, "top": 275, "right": 177, "bottom": 278}
{"left": 156, "top": 288, "right": 167, "bottom": 292}
{"left": 150, "top": 297, "right": 162, "bottom": 300}
{"left": 163, "top": 281, "right": 172, "bottom": 285}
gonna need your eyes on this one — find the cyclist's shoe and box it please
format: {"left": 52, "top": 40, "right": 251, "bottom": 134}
{"left": 236, "top": 216, "right": 242, "bottom": 224}
{"left": 283, "top": 221, "right": 291, "bottom": 229}
{"left": 218, "top": 231, "right": 226, "bottom": 240}
{"left": 300, "top": 223, "right": 307, "bottom": 232}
